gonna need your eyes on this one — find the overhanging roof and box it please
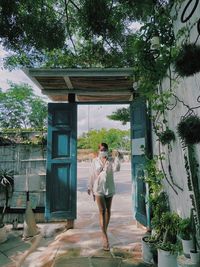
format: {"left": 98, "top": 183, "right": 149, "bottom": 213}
{"left": 24, "top": 68, "right": 136, "bottom": 103}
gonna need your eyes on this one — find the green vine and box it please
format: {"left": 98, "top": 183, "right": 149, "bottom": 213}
{"left": 187, "top": 145, "right": 200, "bottom": 226}
{"left": 183, "top": 153, "right": 193, "bottom": 191}
{"left": 143, "top": 154, "right": 164, "bottom": 200}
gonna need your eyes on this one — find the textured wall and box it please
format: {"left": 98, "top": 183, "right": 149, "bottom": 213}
{"left": 0, "top": 143, "right": 46, "bottom": 222}
{"left": 152, "top": 0, "right": 200, "bottom": 218}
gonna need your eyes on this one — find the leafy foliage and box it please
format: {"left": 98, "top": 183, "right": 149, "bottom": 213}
{"left": 177, "top": 115, "right": 200, "bottom": 145}
{"left": 144, "top": 155, "right": 164, "bottom": 198}
{"left": 158, "top": 128, "right": 175, "bottom": 145}
{"left": 0, "top": 83, "right": 47, "bottom": 129}
{"left": 174, "top": 44, "right": 200, "bottom": 77}
{"left": 0, "top": 169, "right": 14, "bottom": 227}
{"left": 0, "top": 0, "right": 176, "bottom": 76}
{"left": 178, "top": 217, "right": 192, "bottom": 240}
{"left": 156, "top": 211, "right": 181, "bottom": 253}
{"left": 78, "top": 128, "right": 130, "bottom": 152}
{"left": 78, "top": 0, "right": 117, "bottom": 38}
{"left": 107, "top": 107, "right": 130, "bottom": 125}
{"left": 0, "top": 0, "right": 66, "bottom": 52}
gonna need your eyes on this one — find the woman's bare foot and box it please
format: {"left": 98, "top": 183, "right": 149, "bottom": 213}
{"left": 102, "top": 237, "right": 110, "bottom": 251}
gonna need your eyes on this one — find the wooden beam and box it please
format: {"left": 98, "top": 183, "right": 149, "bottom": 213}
{"left": 24, "top": 68, "right": 134, "bottom": 78}
{"left": 23, "top": 69, "right": 44, "bottom": 90}
{"left": 41, "top": 89, "right": 134, "bottom": 96}
{"left": 64, "top": 76, "right": 74, "bottom": 89}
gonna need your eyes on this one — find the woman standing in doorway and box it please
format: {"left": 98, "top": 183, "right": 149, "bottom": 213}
{"left": 87, "top": 143, "right": 115, "bottom": 251}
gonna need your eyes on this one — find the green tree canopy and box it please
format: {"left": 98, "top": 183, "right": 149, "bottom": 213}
{"left": 78, "top": 128, "right": 130, "bottom": 151}
{"left": 0, "top": 0, "right": 175, "bottom": 78}
{"left": 0, "top": 83, "right": 47, "bottom": 129}
{"left": 107, "top": 106, "right": 130, "bottom": 125}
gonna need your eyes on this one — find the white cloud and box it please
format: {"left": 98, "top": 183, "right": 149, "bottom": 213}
{"left": 0, "top": 68, "right": 43, "bottom": 96}
{"left": 0, "top": 45, "right": 42, "bottom": 95}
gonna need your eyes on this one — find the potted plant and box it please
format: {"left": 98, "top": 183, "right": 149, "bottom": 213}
{"left": 178, "top": 216, "right": 194, "bottom": 258}
{"left": 142, "top": 154, "right": 169, "bottom": 265}
{"left": 177, "top": 114, "right": 200, "bottom": 145}
{"left": 174, "top": 43, "right": 200, "bottom": 77}
{"left": 142, "top": 234, "right": 158, "bottom": 264}
{"left": 156, "top": 211, "right": 181, "bottom": 267}
{"left": 158, "top": 128, "right": 176, "bottom": 145}
{"left": 142, "top": 192, "right": 170, "bottom": 265}
{"left": 0, "top": 169, "right": 14, "bottom": 243}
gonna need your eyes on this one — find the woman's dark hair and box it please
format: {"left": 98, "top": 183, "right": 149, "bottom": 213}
{"left": 98, "top": 142, "right": 108, "bottom": 151}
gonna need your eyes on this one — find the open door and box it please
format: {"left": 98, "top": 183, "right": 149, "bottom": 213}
{"left": 45, "top": 103, "right": 77, "bottom": 221}
{"left": 130, "top": 97, "right": 152, "bottom": 227}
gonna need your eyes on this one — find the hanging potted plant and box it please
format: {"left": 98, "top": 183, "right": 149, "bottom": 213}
{"left": 0, "top": 169, "right": 14, "bottom": 243}
{"left": 158, "top": 128, "right": 176, "bottom": 145}
{"left": 177, "top": 114, "right": 200, "bottom": 145}
{"left": 174, "top": 43, "right": 200, "bottom": 77}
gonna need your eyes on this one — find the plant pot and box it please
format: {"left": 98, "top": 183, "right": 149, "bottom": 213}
{"left": 158, "top": 248, "right": 178, "bottom": 267}
{"left": 141, "top": 236, "right": 154, "bottom": 264}
{"left": 190, "top": 250, "right": 200, "bottom": 264}
{"left": 182, "top": 239, "right": 194, "bottom": 258}
{"left": 0, "top": 225, "right": 7, "bottom": 243}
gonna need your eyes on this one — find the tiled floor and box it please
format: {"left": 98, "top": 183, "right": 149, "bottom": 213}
{"left": 0, "top": 210, "right": 148, "bottom": 266}
{"left": 0, "top": 162, "right": 151, "bottom": 266}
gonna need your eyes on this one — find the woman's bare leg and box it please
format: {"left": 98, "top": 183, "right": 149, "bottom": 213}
{"left": 105, "top": 196, "right": 113, "bottom": 231}
{"left": 96, "top": 195, "right": 109, "bottom": 249}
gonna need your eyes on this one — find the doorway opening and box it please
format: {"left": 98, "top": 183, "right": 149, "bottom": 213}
{"left": 77, "top": 104, "right": 132, "bottom": 222}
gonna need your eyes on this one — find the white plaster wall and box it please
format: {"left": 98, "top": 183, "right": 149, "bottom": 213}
{"left": 172, "top": 0, "right": 200, "bottom": 45}
{"left": 153, "top": 0, "right": 200, "bottom": 218}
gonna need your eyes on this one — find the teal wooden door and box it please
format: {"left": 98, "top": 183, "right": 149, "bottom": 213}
{"left": 45, "top": 103, "right": 77, "bottom": 221}
{"left": 130, "top": 97, "right": 152, "bottom": 227}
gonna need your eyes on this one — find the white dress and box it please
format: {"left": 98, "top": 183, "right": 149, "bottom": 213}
{"left": 88, "top": 157, "right": 115, "bottom": 197}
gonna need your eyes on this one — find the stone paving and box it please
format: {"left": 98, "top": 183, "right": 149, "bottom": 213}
{"left": 0, "top": 162, "right": 152, "bottom": 267}
{"left": 0, "top": 213, "right": 149, "bottom": 267}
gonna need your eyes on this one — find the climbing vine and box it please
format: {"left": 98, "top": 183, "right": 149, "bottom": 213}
{"left": 182, "top": 145, "right": 200, "bottom": 227}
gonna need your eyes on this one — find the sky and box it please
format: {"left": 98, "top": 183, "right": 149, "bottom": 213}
{"left": 0, "top": 47, "right": 130, "bottom": 136}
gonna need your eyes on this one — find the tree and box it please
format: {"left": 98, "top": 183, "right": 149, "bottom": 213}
{"left": 78, "top": 128, "right": 130, "bottom": 151}
{"left": 0, "top": 0, "right": 175, "bottom": 74}
{"left": 107, "top": 106, "right": 130, "bottom": 125}
{"left": 0, "top": 83, "right": 47, "bottom": 129}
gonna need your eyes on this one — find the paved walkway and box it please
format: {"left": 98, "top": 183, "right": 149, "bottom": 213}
{"left": 0, "top": 162, "right": 151, "bottom": 267}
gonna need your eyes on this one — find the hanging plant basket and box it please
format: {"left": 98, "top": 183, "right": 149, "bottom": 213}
{"left": 158, "top": 129, "right": 175, "bottom": 145}
{"left": 177, "top": 115, "right": 200, "bottom": 144}
{"left": 174, "top": 44, "right": 200, "bottom": 77}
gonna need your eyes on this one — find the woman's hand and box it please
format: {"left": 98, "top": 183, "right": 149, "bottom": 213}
{"left": 88, "top": 188, "right": 95, "bottom": 201}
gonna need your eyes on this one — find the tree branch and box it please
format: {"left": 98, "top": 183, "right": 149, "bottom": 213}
{"left": 64, "top": 0, "right": 77, "bottom": 54}
{"left": 68, "top": 0, "right": 80, "bottom": 10}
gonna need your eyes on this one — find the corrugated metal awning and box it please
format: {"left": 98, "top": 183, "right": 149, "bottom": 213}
{"left": 24, "top": 68, "right": 136, "bottom": 103}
